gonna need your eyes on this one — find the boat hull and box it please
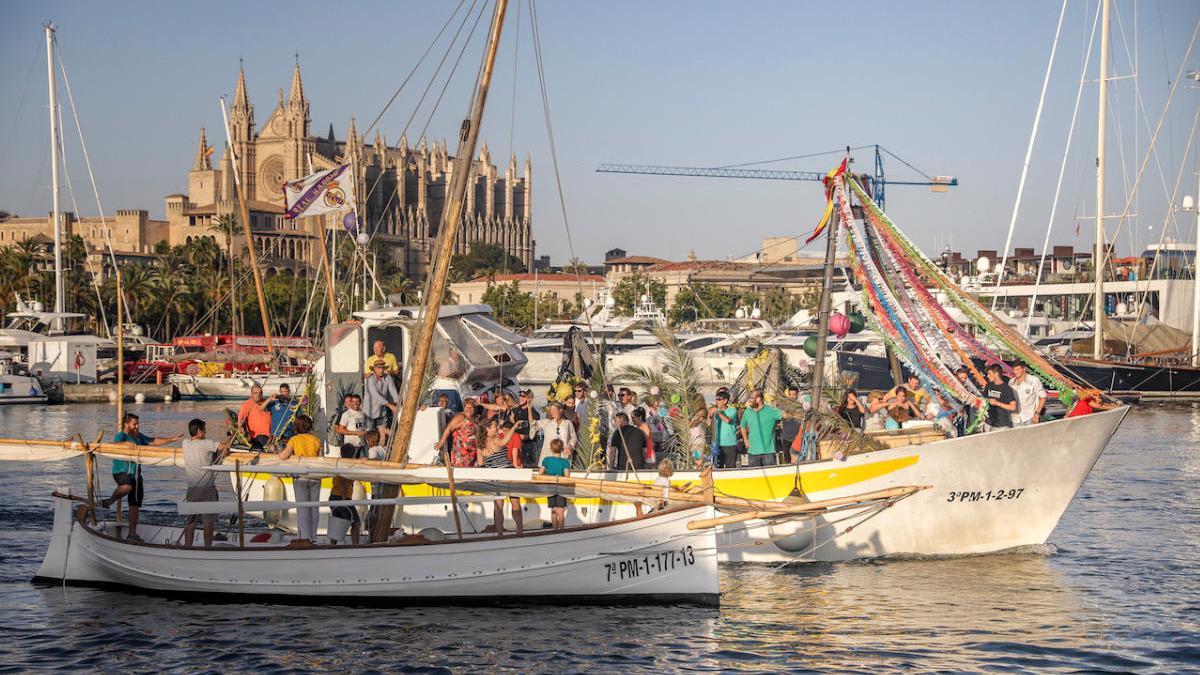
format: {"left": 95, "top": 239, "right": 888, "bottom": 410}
{"left": 170, "top": 373, "right": 308, "bottom": 399}
{"left": 35, "top": 497, "right": 719, "bottom": 605}
{"left": 1057, "top": 357, "right": 1200, "bottom": 400}
{"left": 0, "top": 374, "right": 48, "bottom": 405}
{"left": 239, "top": 407, "right": 1127, "bottom": 563}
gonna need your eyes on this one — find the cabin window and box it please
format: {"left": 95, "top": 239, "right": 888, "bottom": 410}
{"left": 365, "top": 325, "right": 405, "bottom": 364}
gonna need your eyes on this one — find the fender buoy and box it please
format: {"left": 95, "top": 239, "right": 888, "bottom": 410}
{"left": 262, "top": 476, "right": 286, "bottom": 526}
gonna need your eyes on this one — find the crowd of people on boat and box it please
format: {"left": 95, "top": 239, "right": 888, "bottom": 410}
{"left": 97, "top": 344, "right": 1113, "bottom": 546}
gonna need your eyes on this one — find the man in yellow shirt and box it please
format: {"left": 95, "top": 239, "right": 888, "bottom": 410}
{"left": 363, "top": 340, "right": 400, "bottom": 376}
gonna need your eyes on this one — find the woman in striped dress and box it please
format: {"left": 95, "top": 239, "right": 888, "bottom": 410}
{"left": 477, "top": 417, "right": 524, "bottom": 535}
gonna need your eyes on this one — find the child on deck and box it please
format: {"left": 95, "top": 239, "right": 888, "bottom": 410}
{"left": 327, "top": 444, "right": 361, "bottom": 545}
{"left": 539, "top": 438, "right": 571, "bottom": 530}
{"left": 363, "top": 429, "right": 388, "bottom": 461}
{"left": 654, "top": 459, "right": 674, "bottom": 511}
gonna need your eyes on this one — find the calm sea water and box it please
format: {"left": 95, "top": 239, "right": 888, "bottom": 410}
{"left": 0, "top": 401, "right": 1196, "bottom": 672}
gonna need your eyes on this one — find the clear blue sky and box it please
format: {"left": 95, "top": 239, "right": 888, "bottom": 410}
{"left": 1, "top": 0, "right": 1197, "bottom": 265}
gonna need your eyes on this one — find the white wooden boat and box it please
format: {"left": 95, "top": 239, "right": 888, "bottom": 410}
{"left": 169, "top": 372, "right": 309, "bottom": 399}
{"left": 35, "top": 493, "right": 719, "bottom": 604}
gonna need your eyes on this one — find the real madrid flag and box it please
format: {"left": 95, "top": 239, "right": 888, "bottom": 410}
{"left": 282, "top": 164, "right": 355, "bottom": 220}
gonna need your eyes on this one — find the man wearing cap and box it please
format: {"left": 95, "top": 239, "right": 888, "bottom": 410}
{"left": 363, "top": 360, "right": 400, "bottom": 437}
{"left": 363, "top": 339, "right": 400, "bottom": 376}
{"left": 708, "top": 391, "right": 740, "bottom": 469}
{"left": 512, "top": 388, "right": 541, "bottom": 467}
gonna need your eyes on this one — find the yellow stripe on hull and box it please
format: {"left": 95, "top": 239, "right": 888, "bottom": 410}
{"left": 243, "top": 453, "right": 919, "bottom": 505}
{"left": 712, "top": 454, "right": 921, "bottom": 501}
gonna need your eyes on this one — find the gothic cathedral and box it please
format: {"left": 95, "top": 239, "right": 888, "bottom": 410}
{"left": 165, "top": 63, "right": 533, "bottom": 281}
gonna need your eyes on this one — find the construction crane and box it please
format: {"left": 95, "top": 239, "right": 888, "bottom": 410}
{"left": 596, "top": 144, "right": 957, "bottom": 210}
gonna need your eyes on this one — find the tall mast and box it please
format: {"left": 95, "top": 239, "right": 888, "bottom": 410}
{"left": 1192, "top": 141, "right": 1200, "bottom": 366}
{"left": 45, "top": 24, "right": 65, "bottom": 327}
{"left": 219, "top": 98, "right": 275, "bottom": 353}
{"left": 1093, "top": 0, "right": 1111, "bottom": 360}
{"left": 388, "top": 0, "right": 509, "bottom": 466}
{"left": 810, "top": 169, "right": 844, "bottom": 410}
{"left": 369, "top": 0, "right": 508, "bottom": 543}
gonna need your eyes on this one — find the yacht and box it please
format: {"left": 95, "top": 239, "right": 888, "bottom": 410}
{"left": 0, "top": 353, "right": 48, "bottom": 404}
{"left": 520, "top": 290, "right": 666, "bottom": 384}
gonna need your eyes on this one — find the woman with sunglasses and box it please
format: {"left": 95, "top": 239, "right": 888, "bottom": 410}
{"left": 477, "top": 416, "right": 524, "bottom": 535}
{"left": 436, "top": 398, "right": 482, "bottom": 467}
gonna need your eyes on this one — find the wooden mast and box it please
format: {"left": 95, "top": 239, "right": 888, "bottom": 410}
{"left": 370, "top": 0, "right": 509, "bottom": 541}
{"left": 809, "top": 155, "right": 847, "bottom": 411}
{"left": 219, "top": 98, "right": 275, "bottom": 353}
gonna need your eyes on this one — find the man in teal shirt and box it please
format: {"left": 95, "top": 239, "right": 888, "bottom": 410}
{"left": 102, "top": 412, "right": 181, "bottom": 541}
{"left": 707, "top": 391, "right": 740, "bottom": 469}
{"left": 740, "top": 389, "right": 782, "bottom": 467}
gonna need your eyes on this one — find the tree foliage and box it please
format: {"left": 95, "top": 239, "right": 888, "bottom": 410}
{"left": 611, "top": 273, "right": 666, "bottom": 316}
{"left": 481, "top": 281, "right": 573, "bottom": 331}
{"left": 669, "top": 283, "right": 818, "bottom": 326}
{"left": 449, "top": 242, "right": 526, "bottom": 282}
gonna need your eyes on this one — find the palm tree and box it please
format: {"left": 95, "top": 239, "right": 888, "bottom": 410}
{"left": 210, "top": 214, "right": 240, "bottom": 335}
{"left": 118, "top": 264, "right": 154, "bottom": 322}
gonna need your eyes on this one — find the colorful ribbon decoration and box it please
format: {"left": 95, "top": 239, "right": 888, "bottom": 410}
{"left": 825, "top": 171, "right": 1083, "bottom": 425}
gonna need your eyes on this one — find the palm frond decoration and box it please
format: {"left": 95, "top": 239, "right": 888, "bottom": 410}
{"left": 772, "top": 382, "right": 885, "bottom": 457}
{"left": 612, "top": 327, "right": 707, "bottom": 468}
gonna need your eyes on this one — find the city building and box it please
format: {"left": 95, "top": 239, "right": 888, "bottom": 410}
{"left": 0, "top": 210, "right": 168, "bottom": 256}
{"left": 450, "top": 272, "right": 606, "bottom": 311}
{"left": 165, "top": 62, "right": 533, "bottom": 279}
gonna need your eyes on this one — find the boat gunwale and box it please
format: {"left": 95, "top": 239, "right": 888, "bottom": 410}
{"left": 59, "top": 494, "right": 710, "bottom": 554}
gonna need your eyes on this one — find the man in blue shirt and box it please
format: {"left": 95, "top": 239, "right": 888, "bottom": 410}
{"left": 266, "top": 383, "right": 301, "bottom": 445}
{"left": 102, "top": 412, "right": 181, "bottom": 541}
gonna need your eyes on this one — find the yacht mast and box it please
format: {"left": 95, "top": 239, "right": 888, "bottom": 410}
{"left": 1192, "top": 141, "right": 1200, "bottom": 366}
{"left": 1093, "top": 0, "right": 1111, "bottom": 360}
{"left": 45, "top": 24, "right": 65, "bottom": 327}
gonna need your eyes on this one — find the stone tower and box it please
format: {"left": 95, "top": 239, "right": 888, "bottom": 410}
{"left": 229, "top": 66, "right": 256, "bottom": 200}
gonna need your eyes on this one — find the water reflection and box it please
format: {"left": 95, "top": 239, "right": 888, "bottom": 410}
{"left": 0, "top": 403, "right": 1197, "bottom": 670}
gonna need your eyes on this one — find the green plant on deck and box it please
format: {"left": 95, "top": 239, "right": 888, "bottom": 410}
{"left": 223, "top": 407, "right": 251, "bottom": 447}
{"left": 612, "top": 327, "right": 706, "bottom": 468}
{"left": 774, "top": 376, "right": 885, "bottom": 458}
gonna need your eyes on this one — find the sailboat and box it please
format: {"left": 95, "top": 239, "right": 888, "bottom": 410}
{"left": 23, "top": 4, "right": 732, "bottom": 605}
{"left": 1046, "top": 0, "right": 1200, "bottom": 399}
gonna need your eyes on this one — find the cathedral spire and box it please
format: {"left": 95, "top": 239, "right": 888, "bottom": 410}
{"left": 193, "top": 127, "right": 211, "bottom": 171}
{"left": 233, "top": 64, "right": 250, "bottom": 112}
{"left": 287, "top": 60, "right": 305, "bottom": 107}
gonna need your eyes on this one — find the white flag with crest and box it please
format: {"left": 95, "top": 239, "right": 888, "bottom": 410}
{"left": 282, "top": 164, "right": 355, "bottom": 220}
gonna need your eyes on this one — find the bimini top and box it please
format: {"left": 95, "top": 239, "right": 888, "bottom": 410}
{"left": 353, "top": 303, "right": 501, "bottom": 322}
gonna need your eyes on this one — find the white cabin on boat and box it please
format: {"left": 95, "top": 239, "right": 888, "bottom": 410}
{"left": 316, "top": 303, "right": 527, "bottom": 459}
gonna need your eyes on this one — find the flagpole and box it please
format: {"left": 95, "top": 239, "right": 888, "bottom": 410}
{"left": 219, "top": 96, "right": 275, "bottom": 353}
{"left": 306, "top": 153, "right": 339, "bottom": 324}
